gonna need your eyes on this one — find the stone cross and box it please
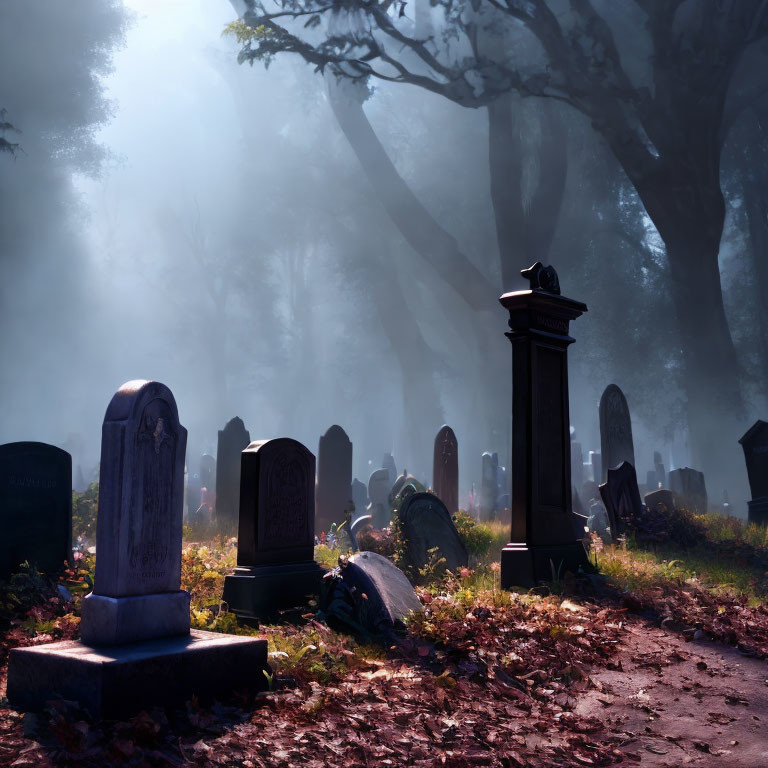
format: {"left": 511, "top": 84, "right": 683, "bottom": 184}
{"left": 81, "top": 380, "right": 189, "bottom": 645}
{"left": 432, "top": 425, "right": 458, "bottom": 513}
{"left": 599, "top": 384, "right": 635, "bottom": 480}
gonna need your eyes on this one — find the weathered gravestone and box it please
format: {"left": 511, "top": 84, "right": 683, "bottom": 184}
{"left": 7, "top": 380, "right": 268, "bottom": 717}
{"left": 644, "top": 488, "right": 676, "bottom": 514}
{"left": 398, "top": 492, "right": 468, "bottom": 576}
{"left": 571, "top": 441, "right": 584, "bottom": 492}
{"left": 351, "top": 478, "right": 369, "bottom": 520}
{"left": 588, "top": 451, "right": 602, "bottom": 485}
{"left": 321, "top": 551, "right": 422, "bottom": 637}
{"left": 316, "top": 425, "right": 353, "bottom": 534}
{"left": 215, "top": 417, "right": 251, "bottom": 534}
{"left": 382, "top": 452, "right": 398, "bottom": 488}
{"left": 367, "top": 468, "right": 391, "bottom": 528}
{"left": 668, "top": 467, "right": 707, "bottom": 514}
{"left": 599, "top": 461, "right": 643, "bottom": 538}
{"left": 433, "top": 425, "right": 459, "bottom": 513}
{"left": 0, "top": 442, "right": 72, "bottom": 577}
{"left": 223, "top": 438, "right": 324, "bottom": 620}
{"left": 739, "top": 420, "right": 768, "bottom": 524}
{"left": 200, "top": 453, "right": 216, "bottom": 492}
{"left": 587, "top": 499, "right": 612, "bottom": 544}
{"left": 498, "top": 262, "right": 592, "bottom": 587}
{"left": 480, "top": 452, "right": 498, "bottom": 521}
{"left": 654, "top": 451, "right": 666, "bottom": 488}
{"left": 599, "top": 384, "right": 635, "bottom": 480}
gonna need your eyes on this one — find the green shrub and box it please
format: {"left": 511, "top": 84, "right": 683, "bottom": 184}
{"left": 72, "top": 482, "right": 99, "bottom": 543}
{"left": 453, "top": 511, "right": 495, "bottom": 561}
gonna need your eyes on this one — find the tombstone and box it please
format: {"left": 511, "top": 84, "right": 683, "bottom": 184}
{"left": 186, "top": 472, "right": 202, "bottom": 521}
{"left": 215, "top": 417, "right": 251, "bottom": 534}
{"left": 320, "top": 551, "right": 422, "bottom": 637}
{"left": 316, "top": 425, "right": 353, "bottom": 534}
{"left": 599, "top": 384, "right": 635, "bottom": 481}
{"left": 200, "top": 453, "right": 216, "bottom": 492}
{"left": 498, "top": 262, "right": 592, "bottom": 587}
{"left": 599, "top": 461, "right": 643, "bottom": 538}
{"left": 382, "top": 452, "right": 398, "bottom": 488}
{"left": 398, "top": 492, "right": 468, "bottom": 576}
{"left": 653, "top": 451, "right": 666, "bottom": 488}
{"left": 570, "top": 441, "right": 584, "bottom": 491}
{"left": 480, "top": 452, "right": 498, "bottom": 521}
{"left": 0, "top": 442, "right": 72, "bottom": 577}
{"left": 367, "top": 468, "right": 391, "bottom": 528}
{"left": 495, "top": 459, "right": 508, "bottom": 503}
{"left": 433, "top": 425, "right": 459, "bottom": 513}
{"left": 588, "top": 451, "right": 602, "bottom": 485}
{"left": 587, "top": 499, "right": 612, "bottom": 544}
{"left": 739, "top": 420, "right": 768, "bottom": 524}
{"left": 668, "top": 467, "right": 707, "bottom": 514}
{"left": 645, "top": 470, "right": 657, "bottom": 491}
{"left": 7, "top": 380, "right": 268, "bottom": 717}
{"left": 351, "top": 478, "right": 369, "bottom": 520}
{"left": 223, "top": 438, "right": 324, "bottom": 620}
{"left": 644, "top": 488, "right": 676, "bottom": 514}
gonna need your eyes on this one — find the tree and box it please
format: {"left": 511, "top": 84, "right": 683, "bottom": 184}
{"left": 228, "top": 0, "right": 768, "bottom": 491}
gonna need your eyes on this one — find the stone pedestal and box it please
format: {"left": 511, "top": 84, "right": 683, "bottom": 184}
{"left": 499, "top": 263, "right": 592, "bottom": 589}
{"left": 7, "top": 630, "right": 268, "bottom": 718}
{"left": 748, "top": 497, "right": 768, "bottom": 526}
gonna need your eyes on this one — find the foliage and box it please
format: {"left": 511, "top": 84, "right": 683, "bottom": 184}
{"left": 453, "top": 511, "right": 498, "bottom": 562}
{"left": 624, "top": 499, "right": 707, "bottom": 550}
{"left": 355, "top": 525, "right": 396, "bottom": 560}
{"left": 72, "top": 482, "right": 99, "bottom": 544}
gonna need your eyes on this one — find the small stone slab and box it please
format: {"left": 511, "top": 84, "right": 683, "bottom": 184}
{"left": 398, "top": 492, "right": 468, "bottom": 574}
{"left": 7, "top": 630, "right": 268, "bottom": 719}
{"left": 644, "top": 489, "right": 676, "bottom": 514}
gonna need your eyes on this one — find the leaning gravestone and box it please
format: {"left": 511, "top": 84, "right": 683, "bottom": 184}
{"left": 668, "top": 467, "right": 707, "bottom": 514}
{"left": 223, "top": 438, "right": 324, "bottom": 620}
{"left": 7, "top": 380, "right": 268, "bottom": 717}
{"left": 739, "top": 420, "right": 768, "bottom": 524}
{"left": 398, "top": 492, "right": 468, "bottom": 577}
{"left": 367, "top": 468, "right": 392, "bottom": 528}
{"left": 480, "top": 452, "right": 498, "bottom": 521}
{"left": 599, "top": 461, "right": 643, "bottom": 538}
{"left": 599, "top": 384, "right": 635, "bottom": 480}
{"left": 0, "top": 442, "right": 72, "bottom": 577}
{"left": 215, "top": 416, "right": 251, "bottom": 534}
{"left": 316, "top": 425, "right": 353, "bottom": 534}
{"left": 433, "top": 425, "right": 459, "bottom": 513}
{"left": 382, "top": 452, "right": 398, "bottom": 488}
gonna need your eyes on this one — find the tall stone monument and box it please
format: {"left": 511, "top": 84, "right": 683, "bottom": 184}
{"left": 215, "top": 416, "right": 251, "bottom": 534}
{"left": 7, "top": 380, "right": 268, "bottom": 717}
{"left": 0, "top": 442, "right": 72, "bottom": 577}
{"left": 432, "top": 425, "right": 459, "bottom": 513}
{"left": 223, "top": 438, "right": 325, "bottom": 621}
{"left": 739, "top": 420, "right": 768, "bottom": 525}
{"left": 599, "top": 384, "right": 635, "bottom": 480}
{"left": 315, "top": 425, "right": 353, "bottom": 534}
{"left": 499, "top": 262, "right": 592, "bottom": 588}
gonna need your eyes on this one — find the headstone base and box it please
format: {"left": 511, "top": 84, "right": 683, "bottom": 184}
{"left": 80, "top": 590, "right": 191, "bottom": 645}
{"left": 7, "top": 629, "right": 269, "bottom": 718}
{"left": 748, "top": 497, "right": 768, "bottom": 526}
{"left": 223, "top": 561, "right": 325, "bottom": 622}
{"left": 500, "top": 541, "right": 592, "bottom": 589}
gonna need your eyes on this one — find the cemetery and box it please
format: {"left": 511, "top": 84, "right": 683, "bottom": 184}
{"left": 3, "top": 1, "right": 768, "bottom": 767}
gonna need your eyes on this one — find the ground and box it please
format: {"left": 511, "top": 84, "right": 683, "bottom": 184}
{"left": 2, "top": 513, "right": 768, "bottom": 767}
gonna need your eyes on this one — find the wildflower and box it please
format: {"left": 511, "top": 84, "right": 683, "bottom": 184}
{"left": 490, "top": 561, "right": 501, "bottom": 573}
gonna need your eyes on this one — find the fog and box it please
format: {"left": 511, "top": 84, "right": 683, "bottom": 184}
{"left": 1, "top": 0, "right": 766, "bottom": 513}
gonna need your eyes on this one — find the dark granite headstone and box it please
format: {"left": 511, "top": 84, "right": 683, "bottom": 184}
{"left": 382, "top": 453, "right": 397, "bottom": 488}
{"left": 316, "top": 425, "right": 352, "bottom": 534}
{"left": 433, "top": 425, "right": 459, "bottom": 513}
{"left": 398, "top": 492, "right": 468, "bottom": 576}
{"left": 644, "top": 488, "right": 676, "bottom": 514}
{"left": 668, "top": 467, "right": 707, "bottom": 514}
{"left": 498, "top": 262, "right": 592, "bottom": 587}
{"left": 480, "top": 452, "right": 498, "bottom": 522}
{"left": 739, "top": 421, "right": 768, "bottom": 524}
{"left": 215, "top": 417, "right": 251, "bottom": 534}
{"left": 599, "top": 461, "right": 643, "bottom": 538}
{"left": 223, "top": 438, "right": 324, "bottom": 620}
{"left": 367, "top": 468, "right": 391, "bottom": 527}
{"left": 0, "top": 441, "right": 72, "bottom": 577}
{"left": 599, "top": 384, "right": 635, "bottom": 480}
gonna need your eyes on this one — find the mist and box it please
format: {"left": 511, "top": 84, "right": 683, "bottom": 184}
{"left": 2, "top": 0, "right": 766, "bottom": 514}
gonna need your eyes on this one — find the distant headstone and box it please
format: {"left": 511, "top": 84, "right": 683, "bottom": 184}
{"left": 571, "top": 441, "right": 584, "bottom": 491}
{"left": 80, "top": 380, "right": 190, "bottom": 645}
{"left": 186, "top": 472, "right": 201, "bottom": 520}
{"left": 480, "top": 452, "right": 498, "bottom": 521}
{"left": 599, "top": 461, "right": 643, "bottom": 538}
{"left": 599, "top": 384, "right": 635, "bottom": 480}
{"left": 382, "top": 453, "right": 397, "bottom": 488}
{"left": 653, "top": 451, "right": 666, "bottom": 488}
{"left": 367, "top": 468, "right": 391, "bottom": 528}
{"left": 588, "top": 451, "right": 602, "bottom": 485}
{"left": 351, "top": 478, "right": 368, "bottom": 519}
{"left": 200, "top": 453, "right": 216, "bottom": 491}
{"left": 587, "top": 499, "right": 612, "bottom": 544}
{"left": 316, "top": 425, "right": 353, "bottom": 534}
{"left": 350, "top": 514, "right": 373, "bottom": 547}
{"left": 398, "top": 492, "right": 468, "bottom": 577}
{"left": 215, "top": 417, "right": 251, "bottom": 534}
{"left": 644, "top": 488, "right": 676, "bottom": 514}
{"left": 223, "top": 438, "right": 324, "bottom": 620}
{"left": 668, "top": 467, "right": 707, "bottom": 514}
{"left": 433, "top": 425, "right": 459, "bottom": 513}
{"left": 0, "top": 442, "right": 72, "bottom": 577}
{"left": 739, "top": 421, "right": 768, "bottom": 524}
{"left": 320, "top": 551, "right": 422, "bottom": 637}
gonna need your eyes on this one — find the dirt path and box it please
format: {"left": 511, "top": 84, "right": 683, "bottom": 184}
{"left": 577, "top": 619, "right": 768, "bottom": 767}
